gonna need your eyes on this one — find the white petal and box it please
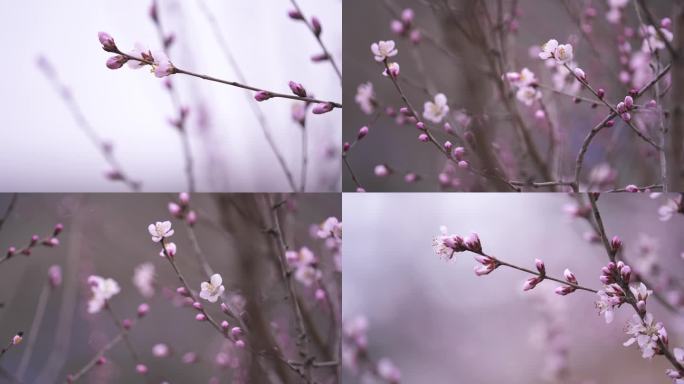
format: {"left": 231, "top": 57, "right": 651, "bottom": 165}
{"left": 434, "top": 93, "right": 447, "bottom": 106}
{"left": 148, "top": 224, "right": 157, "bottom": 237}
{"left": 210, "top": 274, "right": 222, "bottom": 287}
{"left": 674, "top": 347, "right": 684, "bottom": 362}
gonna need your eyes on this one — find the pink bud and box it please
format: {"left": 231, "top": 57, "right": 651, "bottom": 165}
{"left": 98, "top": 32, "right": 117, "bottom": 52}
{"left": 136, "top": 364, "right": 148, "bottom": 375}
{"left": 343, "top": 142, "right": 351, "bottom": 153}
{"left": 186, "top": 210, "right": 197, "bottom": 226}
{"left": 177, "top": 287, "right": 188, "bottom": 296}
{"left": 195, "top": 313, "right": 206, "bottom": 321}
{"left": 137, "top": 303, "right": 149, "bottom": 318}
{"left": 357, "top": 126, "right": 369, "bottom": 140}
{"left": 235, "top": 340, "right": 245, "bottom": 348}
{"left": 315, "top": 288, "right": 326, "bottom": 301}
{"left": 574, "top": 67, "right": 586, "bottom": 81}
{"left": 48, "top": 265, "right": 62, "bottom": 288}
{"left": 311, "top": 17, "right": 322, "bottom": 37}
{"left": 416, "top": 122, "right": 425, "bottom": 130}
{"left": 624, "top": 95, "right": 634, "bottom": 109}
{"left": 637, "top": 300, "right": 646, "bottom": 312}
{"left": 178, "top": 192, "right": 190, "bottom": 205}
{"left": 410, "top": 29, "right": 422, "bottom": 44}
{"left": 107, "top": 55, "right": 128, "bottom": 70}
{"left": 401, "top": 8, "right": 414, "bottom": 24}
{"left": 443, "top": 122, "right": 454, "bottom": 134}
{"left": 457, "top": 160, "right": 469, "bottom": 169}
{"left": 6, "top": 246, "right": 15, "bottom": 257}
{"left": 96, "top": 356, "right": 107, "bottom": 365}
{"left": 604, "top": 119, "right": 615, "bottom": 128}
{"left": 220, "top": 302, "right": 230, "bottom": 314}
{"left": 464, "top": 233, "right": 482, "bottom": 253}
{"left": 312, "top": 102, "right": 334, "bottom": 114}
{"left": 310, "top": 53, "right": 330, "bottom": 62}
{"left": 616, "top": 102, "right": 626, "bottom": 113}
{"left": 288, "top": 81, "right": 307, "bottom": 97}
{"left": 625, "top": 184, "right": 638, "bottom": 193}
{"left": 597, "top": 88, "right": 605, "bottom": 99}
{"left": 563, "top": 269, "right": 577, "bottom": 284}
{"left": 53, "top": 223, "right": 64, "bottom": 237}
{"left": 399, "top": 107, "right": 412, "bottom": 116}
{"left": 610, "top": 236, "right": 622, "bottom": 252}
{"left": 288, "top": 9, "right": 303, "bottom": 20}
{"left": 620, "top": 265, "right": 631, "bottom": 282}
{"left": 192, "top": 302, "right": 203, "bottom": 310}
{"left": 444, "top": 141, "right": 453, "bottom": 151}
{"left": 221, "top": 321, "right": 229, "bottom": 331}
{"left": 452, "top": 147, "right": 465, "bottom": 160}
{"left": 168, "top": 202, "right": 182, "bottom": 217}
{"left": 535, "top": 258, "right": 545, "bottom": 274}
{"left": 418, "top": 133, "right": 429, "bottom": 142}
{"left": 661, "top": 17, "right": 672, "bottom": 29}
{"left": 231, "top": 327, "right": 242, "bottom": 337}
{"left": 122, "top": 319, "right": 132, "bottom": 330}
{"left": 254, "top": 91, "right": 273, "bottom": 102}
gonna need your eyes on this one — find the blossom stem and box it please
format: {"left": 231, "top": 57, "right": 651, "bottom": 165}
{"left": 16, "top": 282, "right": 51, "bottom": 380}
{"left": 288, "top": 0, "right": 342, "bottom": 83}
{"left": 104, "top": 303, "right": 142, "bottom": 364}
{"left": 68, "top": 332, "right": 124, "bottom": 382}
{"left": 470, "top": 250, "right": 598, "bottom": 293}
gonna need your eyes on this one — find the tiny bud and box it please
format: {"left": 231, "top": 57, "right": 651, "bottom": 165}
{"left": 357, "top": 126, "right": 369, "bottom": 140}
{"left": 195, "top": 313, "right": 206, "bottom": 321}
{"left": 235, "top": 340, "right": 245, "bottom": 348}
{"left": 399, "top": 107, "right": 412, "bottom": 116}
{"left": 288, "top": 81, "right": 307, "bottom": 97}
{"left": 416, "top": 122, "right": 425, "bottom": 130}
{"left": 30, "top": 235, "right": 39, "bottom": 247}
{"left": 312, "top": 102, "right": 334, "bottom": 114}
{"left": 221, "top": 321, "right": 229, "bottom": 331}
{"left": 610, "top": 236, "right": 622, "bottom": 252}
{"left": 661, "top": 17, "right": 672, "bottom": 29}
{"left": 604, "top": 119, "right": 615, "bottom": 128}
{"left": 444, "top": 141, "right": 453, "bottom": 151}
{"left": 106, "top": 55, "right": 128, "bottom": 70}
{"left": 168, "top": 202, "right": 182, "bottom": 218}
{"left": 96, "top": 356, "right": 107, "bottom": 365}
{"left": 597, "top": 88, "right": 605, "bottom": 99}
{"left": 574, "top": 67, "right": 586, "bottom": 81}
{"left": 220, "top": 302, "right": 230, "bottom": 314}
{"left": 288, "top": 9, "right": 303, "bottom": 20}
{"left": 343, "top": 142, "right": 351, "bottom": 153}
{"left": 186, "top": 210, "right": 197, "bottom": 226}
{"left": 315, "top": 288, "right": 326, "bottom": 301}
{"left": 410, "top": 29, "right": 422, "bottom": 44}
{"left": 621, "top": 112, "right": 631, "bottom": 122}
{"left": 629, "top": 88, "right": 638, "bottom": 97}
{"left": 620, "top": 265, "right": 631, "bottom": 282}
{"left": 617, "top": 102, "right": 626, "bottom": 113}
{"left": 453, "top": 147, "right": 465, "bottom": 160}
{"left": 192, "top": 302, "right": 203, "bottom": 310}
{"left": 178, "top": 192, "right": 190, "bottom": 205}
{"left": 122, "top": 319, "right": 132, "bottom": 330}
{"left": 401, "top": 8, "right": 414, "bottom": 24}
{"left": 443, "top": 122, "right": 454, "bottom": 134}
{"left": 624, "top": 96, "right": 634, "bottom": 109}
{"left": 311, "top": 17, "right": 322, "bottom": 37}
{"left": 6, "top": 246, "right": 16, "bottom": 257}
{"left": 136, "top": 364, "right": 148, "bottom": 375}
{"left": 646, "top": 99, "right": 657, "bottom": 108}
{"left": 563, "top": 268, "right": 577, "bottom": 284}
{"left": 98, "top": 32, "right": 117, "bottom": 52}
{"left": 418, "top": 133, "right": 429, "bottom": 142}
{"left": 137, "top": 303, "right": 150, "bottom": 318}
{"left": 231, "top": 327, "right": 242, "bottom": 337}
{"left": 48, "top": 265, "right": 62, "bottom": 288}
{"left": 637, "top": 300, "right": 646, "bottom": 313}
{"left": 254, "top": 91, "right": 273, "bottom": 102}
{"left": 176, "top": 287, "right": 188, "bottom": 296}
{"left": 464, "top": 233, "right": 482, "bottom": 253}
{"left": 535, "top": 258, "right": 545, "bottom": 274}
{"left": 12, "top": 332, "right": 23, "bottom": 345}
{"left": 457, "top": 160, "right": 469, "bottom": 169}
{"left": 625, "top": 184, "right": 639, "bottom": 193}
{"left": 53, "top": 223, "right": 64, "bottom": 236}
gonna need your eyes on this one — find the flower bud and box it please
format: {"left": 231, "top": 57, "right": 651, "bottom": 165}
{"left": 464, "top": 233, "right": 482, "bottom": 253}
{"left": 315, "top": 288, "right": 326, "bottom": 301}
{"left": 192, "top": 302, "right": 203, "bottom": 310}
{"left": 136, "top": 364, "right": 148, "bottom": 375}
{"left": 195, "top": 313, "right": 206, "bottom": 321}
{"left": 168, "top": 202, "right": 182, "bottom": 218}
{"left": 288, "top": 81, "right": 307, "bottom": 97}
{"left": 444, "top": 141, "right": 453, "bottom": 151}
{"left": 611, "top": 236, "right": 622, "bottom": 253}
{"left": 122, "top": 319, "right": 132, "bottom": 330}
{"left": 235, "top": 340, "right": 245, "bottom": 348}
{"left": 625, "top": 184, "right": 638, "bottom": 193}
{"left": 563, "top": 268, "right": 577, "bottom": 284}
{"left": 186, "top": 210, "right": 197, "bottom": 227}
{"left": 221, "top": 320, "right": 230, "bottom": 331}
{"left": 137, "top": 303, "right": 150, "bottom": 318}
{"left": 620, "top": 265, "right": 631, "bottom": 282}
{"left": 231, "top": 327, "right": 242, "bottom": 337}
{"left": 416, "top": 122, "right": 425, "bottom": 130}
{"left": 288, "top": 9, "right": 303, "bottom": 20}
{"left": 574, "top": 67, "right": 586, "bottom": 81}
{"left": 597, "top": 88, "right": 605, "bottom": 99}
{"left": 458, "top": 160, "right": 469, "bottom": 169}
{"left": 98, "top": 32, "right": 117, "bottom": 52}
{"left": 48, "top": 265, "right": 62, "bottom": 289}
{"left": 624, "top": 95, "right": 634, "bottom": 109}
{"left": 53, "top": 223, "right": 64, "bottom": 237}
{"left": 312, "top": 102, "right": 334, "bottom": 114}
{"left": 311, "top": 17, "right": 322, "bottom": 37}
{"left": 535, "top": 258, "right": 546, "bottom": 274}
{"left": 418, "top": 133, "right": 429, "bottom": 142}
{"left": 357, "top": 126, "right": 369, "bottom": 140}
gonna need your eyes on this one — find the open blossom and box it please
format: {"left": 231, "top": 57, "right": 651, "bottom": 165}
{"left": 317, "top": 217, "right": 342, "bottom": 240}
{"left": 133, "top": 263, "right": 156, "bottom": 298}
{"left": 539, "top": 39, "right": 573, "bottom": 64}
{"left": 152, "top": 51, "right": 174, "bottom": 78}
{"left": 371, "top": 40, "right": 398, "bottom": 61}
{"left": 432, "top": 226, "right": 467, "bottom": 259}
{"left": 128, "top": 43, "right": 154, "bottom": 69}
{"left": 88, "top": 275, "right": 121, "bottom": 314}
{"left": 355, "top": 82, "right": 376, "bottom": 114}
{"left": 148, "top": 221, "right": 174, "bottom": 242}
{"left": 286, "top": 246, "right": 316, "bottom": 268}
{"left": 199, "top": 273, "right": 225, "bottom": 303}
{"left": 294, "top": 265, "right": 321, "bottom": 287}
{"left": 505, "top": 67, "right": 537, "bottom": 87}
{"left": 516, "top": 86, "right": 541, "bottom": 106}
{"left": 423, "top": 93, "right": 449, "bottom": 123}
{"left": 623, "top": 312, "right": 667, "bottom": 359}
{"left": 595, "top": 288, "right": 623, "bottom": 324}
{"left": 658, "top": 198, "right": 680, "bottom": 222}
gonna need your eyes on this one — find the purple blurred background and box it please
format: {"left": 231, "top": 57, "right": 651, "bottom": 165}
{"left": 343, "top": 193, "right": 684, "bottom": 383}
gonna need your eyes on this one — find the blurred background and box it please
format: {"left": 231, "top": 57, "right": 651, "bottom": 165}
{"left": 0, "top": 193, "right": 340, "bottom": 383}
{"left": 343, "top": 193, "right": 684, "bottom": 383}
{"left": 343, "top": 0, "right": 674, "bottom": 191}
{"left": 0, "top": 0, "right": 341, "bottom": 192}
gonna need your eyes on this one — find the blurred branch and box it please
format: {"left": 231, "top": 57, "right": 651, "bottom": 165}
{"left": 0, "top": 194, "right": 18, "bottom": 235}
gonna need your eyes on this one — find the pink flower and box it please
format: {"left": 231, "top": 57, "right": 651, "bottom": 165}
{"left": 312, "top": 102, "right": 334, "bottom": 114}
{"left": 153, "top": 51, "right": 175, "bottom": 78}
{"left": 371, "top": 40, "right": 398, "bottom": 61}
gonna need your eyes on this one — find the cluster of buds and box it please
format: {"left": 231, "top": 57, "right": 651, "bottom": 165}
{"left": 554, "top": 269, "right": 578, "bottom": 296}
{"left": 5, "top": 223, "right": 63, "bottom": 260}
{"left": 288, "top": 9, "right": 330, "bottom": 62}
{"left": 473, "top": 254, "right": 499, "bottom": 276}
{"left": 98, "top": 32, "right": 175, "bottom": 78}
{"left": 600, "top": 260, "right": 631, "bottom": 285}
{"left": 390, "top": 8, "right": 421, "bottom": 45}
{"left": 523, "top": 259, "right": 546, "bottom": 291}
{"left": 616, "top": 95, "right": 635, "bottom": 122}
{"left": 168, "top": 193, "right": 197, "bottom": 227}
{"left": 451, "top": 146, "right": 468, "bottom": 169}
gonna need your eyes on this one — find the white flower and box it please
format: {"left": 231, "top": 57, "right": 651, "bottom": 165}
{"left": 88, "top": 275, "right": 121, "bottom": 314}
{"left": 608, "top": 0, "right": 629, "bottom": 8}
{"left": 371, "top": 40, "right": 398, "bottom": 62}
{"left": 516, "top": 86, "right": 541, "bottom": 106}
{"left": 355, "top": 82, "right": 376, "bottom": 115}
{"left": 554, "top": 43, "right": 574, "bottom": 64}
{"left": 199, "top": 273, "right": 225, "bottom": 303}
{"left": 128, "top": 43, "right": 152, "bottom": 69}
{"left": 539, "top": 39, "right": 559, "bottom": 60}
{"left": 595, "top": 290, "right": 619, "bottom": 324}
{"left": 658, "top": 199, "right": 679, "bottom": 221}
{"left": 148, "top": 221, "right": 174, "bottom": 242}
{"left": 505, "top": 67, "right": 537, "bottom": 88}
{"left": 630, "top": 282, "right": 652, "bottom": 302}
{"left": 133, "top": 263, "right": 156, "bottom": 298}
{"left": 159, "top": 242, "right": 176, "bottom": 257}
{"left": 641, "top": 25, "right": 674, "bottom": 53}
{"left": 294, "top": 265, "right": 321, "bottom": 287}
{"left": 423, "top": 93, "right": 450, "bottom": 123}
{"left": 317, "top": 217, "right": 342, "bottom": 240}
{"left": 623, "top": 312, "right": 666, "bottom": 359}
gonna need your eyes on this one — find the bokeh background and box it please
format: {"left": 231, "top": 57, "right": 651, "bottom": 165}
{"left": 0, "top": 193, "right": 340, "bottom": 383}
{"left": 343, "top": 193, "right": 684, "bottom": 383}
{"left": 343, "top": 0, "right": 674, "bottom": 191}
{"left": 0, "top": 0, "right": 341, "bottom": 192}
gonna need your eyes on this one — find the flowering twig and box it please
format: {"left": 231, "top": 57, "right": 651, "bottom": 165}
{"left": 288, "top": 0, "right": 342, "bottom": 83}
{"left": 37, "top": 57, "right": 141, "bottom": 191}
{"left": 0, "top": 332, "right": 23, "bottom": 362}
{"left": 0, "top": 223, "right": 63, "bottom": 267}
{"left": 67, "top": 331, "right": 124, "bottom": 382}
{"left": 99, "top": 34, "right": 341, "bottom": 109}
